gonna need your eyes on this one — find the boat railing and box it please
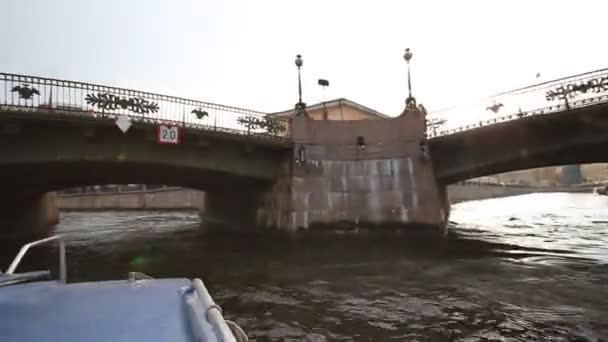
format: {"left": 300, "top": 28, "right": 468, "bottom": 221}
{"left": 4, "top": 235, "right": 66, "bottom": 283}
{"left": 192, "top": 278, "right": 238, "bottom": 341}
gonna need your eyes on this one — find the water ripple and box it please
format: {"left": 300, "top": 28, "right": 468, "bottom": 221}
{"left": 1, "top": 193, "right": 607, "bottom": 340}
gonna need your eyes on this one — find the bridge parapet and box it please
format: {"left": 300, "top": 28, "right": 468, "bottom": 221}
{"left": 0, "top": 72, "right": 289, "bottom": 141}
{"left": 428, "top": 68, "right": 608, "bottom": 138}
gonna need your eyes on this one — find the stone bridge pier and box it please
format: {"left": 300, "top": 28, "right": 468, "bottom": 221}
{"left": 255, "top": 104, "right": 449, "bottom": 234}
{"left": 0, "top": 191, "right": 59, "bottom": 239}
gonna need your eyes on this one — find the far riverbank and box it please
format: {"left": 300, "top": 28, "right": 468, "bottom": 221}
{"left": 55, "top": 183, "right": 599, "bottom": 211}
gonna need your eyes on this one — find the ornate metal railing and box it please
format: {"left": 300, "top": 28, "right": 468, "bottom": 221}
{"left": 4, "top": 69, "right": 607, "bottom": 142}
{"left": 0, "top": 72, "right": 289, "bottom": 140}
{"left": 427, "top": 67, "right": 608, "bottom": 138}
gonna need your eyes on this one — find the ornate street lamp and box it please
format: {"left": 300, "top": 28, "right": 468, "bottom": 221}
{"left": 294, "top": 54, "right": 307, "bottom": 116}
{"left": 403, "top": 48, "right": 415, "bottom": 105}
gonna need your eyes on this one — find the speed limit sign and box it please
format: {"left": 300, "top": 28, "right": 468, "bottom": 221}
{"left": 156, "top": 124, "right": 181, "bottom": 144}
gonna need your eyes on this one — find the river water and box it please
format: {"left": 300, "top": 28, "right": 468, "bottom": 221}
{"left": 2, "top": 192, "right": 608, "bottom": 341}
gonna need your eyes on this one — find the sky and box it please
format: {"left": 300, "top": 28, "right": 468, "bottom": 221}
{"left": 2, "top": 0, "right": 607, "bottom": 121}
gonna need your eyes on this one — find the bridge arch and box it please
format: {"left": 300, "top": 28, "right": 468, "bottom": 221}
{"left": 0, "top": 113, "right": 290, "bottom": 237}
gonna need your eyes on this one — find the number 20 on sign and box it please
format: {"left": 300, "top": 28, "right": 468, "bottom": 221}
{"left": 156, "top": 124, "right": 181, "bottom": 145}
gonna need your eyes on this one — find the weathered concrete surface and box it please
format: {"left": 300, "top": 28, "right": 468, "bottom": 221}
{"left": 0, "top": 192, "right": 59, "bottom": 238}
{"left": 259, "top": 105, "right": 448, "bottom": 233}
{"left": 57, "top": 188, "right": 204, "bottom": 210}
{"left": 430, "top": 102, "right": 608, "bottom": 184}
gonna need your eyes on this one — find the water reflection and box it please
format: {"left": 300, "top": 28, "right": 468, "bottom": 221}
{"left": 452, "top": 193, "right": 608, "bottom": 261}
{"left": 1, "top": 193, "right": 607, "bottom": 341}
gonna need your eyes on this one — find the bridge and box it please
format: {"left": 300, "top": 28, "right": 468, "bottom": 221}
{"left": 431, "top": 101, "right": 608, "bottom": 184}
{"left": 429, "top": 67, "right": 608, "bottom": 183}
{"left": 1, "top": 67, "right": 607, "bottom": 236}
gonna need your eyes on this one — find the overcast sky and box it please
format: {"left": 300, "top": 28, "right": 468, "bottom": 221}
{"left": 2, "top": 0, "right": 606, "bottom": 119}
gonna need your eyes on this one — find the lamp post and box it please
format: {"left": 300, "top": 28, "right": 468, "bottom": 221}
{"left": 294, "top": 54, "right": 307, "bottom": 116}
{"left": 403, "top": 48, "right": 415, "bottom": 105}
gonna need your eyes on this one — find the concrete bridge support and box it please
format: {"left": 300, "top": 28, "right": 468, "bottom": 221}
{"left": 258, "top": 105, "right": 449, "bottom": 234}
{"left": 0, "top": 192, "right": 59, "bottom": 239}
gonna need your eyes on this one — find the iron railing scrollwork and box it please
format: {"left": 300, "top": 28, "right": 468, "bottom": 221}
{"left": 237, "top": 115, "right": 288, "bottom": 135}
{"left": 85, "top": 93, "right": 160, "bottom": 114}
{"left": 0, "top": 72, "right": 290, "bottom": 141}
{"left": 545, "top": 75, "right": 608, "bottom": 102}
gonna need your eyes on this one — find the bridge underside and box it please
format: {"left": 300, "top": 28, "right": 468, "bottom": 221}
{"left": 0, "top": 162, "right": 272, "bottom": 193}
{"left": 0, "top": 162, "right": 275, "bottom": 236}
{"left": 8, "top": 100, "right": 608, "bottom": 236}
{"left": 0, "top": 112, "right": 289, "bottom": 237}
{"left": 431, "top": 102, "right": 608, "bottom": 184}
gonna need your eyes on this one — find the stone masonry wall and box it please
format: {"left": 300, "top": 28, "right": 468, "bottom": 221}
{"left": 0, "top": 192, "right": 59, "bottom": 239}
{"left": 57, "top": 188, "right": 204, "bottom": 210}
{"left": 261, "top": 105, "right": 448, "bottom": 232}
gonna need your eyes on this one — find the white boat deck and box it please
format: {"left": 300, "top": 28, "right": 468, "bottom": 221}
{"left": 0, "top": 278, "right": 195, "bottom": 342}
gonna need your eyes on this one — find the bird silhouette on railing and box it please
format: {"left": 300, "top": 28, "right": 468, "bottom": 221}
{"left": 11, "top": 84, "right": 40, "bottom": 100}
{"left": 486, "top": 102, "right": 504, "bottom": 113}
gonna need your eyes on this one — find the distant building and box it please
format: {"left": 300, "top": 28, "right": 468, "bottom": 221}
{"left": 483, "top": 167, "right": 561, "bottom": 186}
{"left": 580, "top": 164, "right": 608, "bottom": 182}
{"left": 268, "top": 98, "right": 390, "bottom": 121}
{"left": 561, "top": 165, "right": 583, "bottom": 186}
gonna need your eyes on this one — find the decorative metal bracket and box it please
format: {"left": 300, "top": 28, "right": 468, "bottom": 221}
{"left": 85, "top": 93, "right": 159, "bottom": 114}
{"left": 426, "top": 117, "right": 446, "bottom": 136}
{"left": 296, "top": 145, "right": 306, "bottom": 166}
{"left": 237, "top": 116, "right": 260, "bottom": 131}
{"left": 237, "top": 116, "right": 287, "bottom": 135}
{"left": 545, "top": 76, "right": 608, "bottom": 101}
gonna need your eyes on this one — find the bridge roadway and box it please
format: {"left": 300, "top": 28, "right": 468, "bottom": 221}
{"left": 4, "top": 99, "right": 608, "bottom": 191}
